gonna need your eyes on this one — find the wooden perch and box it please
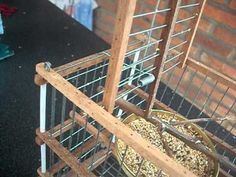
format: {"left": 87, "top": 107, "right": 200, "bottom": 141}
{"left": 150, "top": 115, "right": 236, "bottom": 172}
{"left": 169, "top": 116, "right": 234, "bottom": 126}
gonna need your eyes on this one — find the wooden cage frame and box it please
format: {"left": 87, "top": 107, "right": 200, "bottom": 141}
{"left": 35, "top": 0, "right": 236, "bottom": 177}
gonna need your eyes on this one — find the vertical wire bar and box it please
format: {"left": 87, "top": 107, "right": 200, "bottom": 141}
{"left": 214, "top": 97, "right": 236, "bottom": 141}
{"left": 75, "top": 68, "right": 89, "bottom": 146}
{"left": 204, "top": 87, "right": 229, "bottom": 129}
{"left": 79, "top": 115, "right": 89, "bottom": 158}
{"left": 49, "top": 87, "right": 56, "bottom": 167}
{"left": 40, "top": 84, "right": 47, "bottom": 173}
{"left": 89, "top": 125, "right": 101, "bottom": 173}
{"left": 218, "top": 99, "right": 236, "bottom": 142}
{"left": 168, "top": 68, "right": 197, "bottom": 107}
{"left": 185, "top": 75, "right": 208, "bottom": 118}
{"left": 68, "top": 74, "right": 80, "bottom": 151}
{"left": 197, "top": 81, "right": 218, "bottom": 118}
{"left": 175, "top": 71, "right": 198, "bottom": 112}
{"left": 159, "top": 67, "right": 177, "bottom": 102}
{"left": 90, "top": 63, "right": 99, "bottom": 97}
{"left": 100, "top": 136, "right": 113, "bottom": 177}
{"left": 116, "top": 145, "right": 129, "bottom": 177}
{"left": 59, "top": 96, "right": 67, "bottom": 145}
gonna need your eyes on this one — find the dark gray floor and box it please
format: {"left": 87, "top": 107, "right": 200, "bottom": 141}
{"left": 0, "top": 0, "right": 108, "bottom": 176}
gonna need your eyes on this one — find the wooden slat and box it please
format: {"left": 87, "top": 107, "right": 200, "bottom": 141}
{"left": 36, "top": 63, "right": 196, "bottom": 177}
{"left": 36, "top": 129, "right": 91, "bottom": 176}
{"left": 34, "top": 37, "right": 145, "bottom": 86}
{"left": 219, "top": 168, "right": 234, "bottom": 177}
{"left": 179, "top": 0, "right": 207, "bottom": 68}
{"left": 102, "top": 0, "right": 137, "bottom": 113}
{"left": 186, "top": 58, "right": 236, "bottom": 91}
{"left": 126, "top": 84, "right": 236, "bottom": 156}
{"left": 145, "top": 0, "right": 182, "bottom": 118}
{"left": 70, "top": 111, "right": 113, "bottom": 149}
{"left": 134, "top": 33, "right": 236, "bottom": 91}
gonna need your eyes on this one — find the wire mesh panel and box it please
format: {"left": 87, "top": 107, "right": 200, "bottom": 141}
{"left": 35, "top": 0, "right": 236, "bottom": 177}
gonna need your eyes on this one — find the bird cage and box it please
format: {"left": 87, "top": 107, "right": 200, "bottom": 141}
{"left": 35, "top": 0, "right": 236, "bottom": 176}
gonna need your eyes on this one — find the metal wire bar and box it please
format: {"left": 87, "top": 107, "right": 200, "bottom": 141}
{"left": 159, "top": 69, "right": 176, "bottom": 102}
{"left": 164, "top": 52, "right": 184, "bottom": 64}
{"left": 133, "top": 8, "right": 171, "bottom": 18}
{"left": 129, "top": 24, "right": 167, "bottom": 37}
{"left": 59, "top": 96, "right": 67, "bottom": 145}
{"left": 168, "top": 40, "right": 188, "bottom": 51}
{"left": 100, "top": 137, "right": 113, "bottom": 177}
{"left": 126, "top": 39, "right": 163, "bottom": 56}
{"left": 171, "top": 71, "right": 197, "bottom": 109}
{"left": 79, "top": 115, "right": 89, "bottom": 157}
{"left": 66, "top": 61, "right": 109, "bottom": 81}
{"left": 70, "top": 134, "right": 93, "bottom": 151}
{"left": 68, "top": 73, "right": 80, "bottom": 150}
{"left": 204, "top": 87, "right": 230, "bottom": 129}
{"left": 143, "top": 0, "right": 161, "bottom": 57}
{"left": 185, "top": 75, "right": 208, "bottom": 118}
{"left": 116, "top": 145, "right": 129, "bottom": 177}
{"left": 89, "top": 125, "right": 101, "bottom": 173}
{"left": 197, "top": 81, "right": 218, "bottom": 118}
{"left": 179, "top": 3, "right": 200, "bottom": 9}
{"left": 176, "top": 14, "right": 196, "bottom": 24}
{"left": 49, "top": 87, "right": 57, "bottom": 167}
{"left": 162, "top": 61, "right": 181, "bottom": 74}
{"left": 214, "top": 98, "right": 236, "bottom": 138}
{"left": 171, "top": 28, "right": 191, "bottom": 38}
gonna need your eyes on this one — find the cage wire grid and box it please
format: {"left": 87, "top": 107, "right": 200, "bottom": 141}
{"left": 36, "top": 0, "right": 236, "bottom": 177}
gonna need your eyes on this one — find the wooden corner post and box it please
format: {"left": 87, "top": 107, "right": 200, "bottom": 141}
{"left": 145, "top": 0, "right": 182, "bottom": 118}
{"left": 179, "top": 0, "right": 207, "bottom": 68}
{"left": 102, "top": 0, "right": 137, "bottom": 113}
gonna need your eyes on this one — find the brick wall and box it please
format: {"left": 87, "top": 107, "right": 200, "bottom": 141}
{"left": 94, "top": 0, "right": 236, "bottom": 80}
{"left": 93, "top": 0, "right": 236, "bottom": 132}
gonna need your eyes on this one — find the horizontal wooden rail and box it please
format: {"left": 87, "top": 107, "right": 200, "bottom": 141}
{"left": 36, "top": 63, "right": 196, "bottom": 177}
{"left": 36, "top": 129, "right": 92, "bottom": 177}
{"left": 34, "top": 37, "right": 145, "bottom": 86}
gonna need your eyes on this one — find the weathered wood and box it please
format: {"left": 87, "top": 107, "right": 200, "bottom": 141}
{"left": 179, "top": 0, "right": 207, "bottom": 68}
{"left": 36, "top": 129, "right": 91, "bottom": 176}
{"left": 145, "top": 0, "right": 182, "bottom": 118}
{"left": 36, "top": 63, "right": 196, "bottom": 177}
{"left": 125, "top": 84, "right": 236, "bottom": 157}
{"left": 34, "top": 37, "right": 145, "bottom": 86}
{"left": 103, "top": 0, "right": 137, "bottom": 113}
{"left": 186, "top": 58, "right": 236, "bottom": 91}
{"left": 47, "top": 137, "right": 97, "bottom": 175}
{"left": 70, "top": 111, "right": 113, "bottom": 149}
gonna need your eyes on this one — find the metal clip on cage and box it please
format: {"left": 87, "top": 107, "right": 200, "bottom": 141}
{"left": 35, "top": 0, "right": 236, "bottom": 177}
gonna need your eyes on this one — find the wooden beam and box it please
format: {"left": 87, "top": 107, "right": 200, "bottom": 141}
{"left": 102, "top": 0, "right": 137, "bottom": 113}
{"left": 125, "top": 84, "right": 236, "bottom": 157}
{"left": 186, "top": 58, "right": 236, "bottom": 91}
{"left": 36, "top": 129, "right": 91, "bottom": 176}
{"left": 36, "top": 63, "right": 196, "bottom": 177}
{"left": 34, "top": 37, "right": 145, "bottom": 86}
{"left": 145, "top": 0, "right": 182, "bottom": 118}
{"left": 179, "top": 0, "right": 207, "bottom": 68}
{"left": 70, "top": 111, "right": 113, "bottom": 149}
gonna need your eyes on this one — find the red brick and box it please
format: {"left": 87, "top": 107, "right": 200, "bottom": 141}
{"left": 230, "top": 0, "right": 236, "bottom": 9}
{"left": 198, "top": 18, "right": 211, "bottom": 32}
{"left": 214, "top": 0, "right": 225, "bottom": 4}
{"left": 214, "top": 27, "right": 236, "bottom": 48}
{"left": 194, "top": 33, "right": 231, "bottom": 57}
{"left": 203, "top": 4, "right": 236, "bottom": 29}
